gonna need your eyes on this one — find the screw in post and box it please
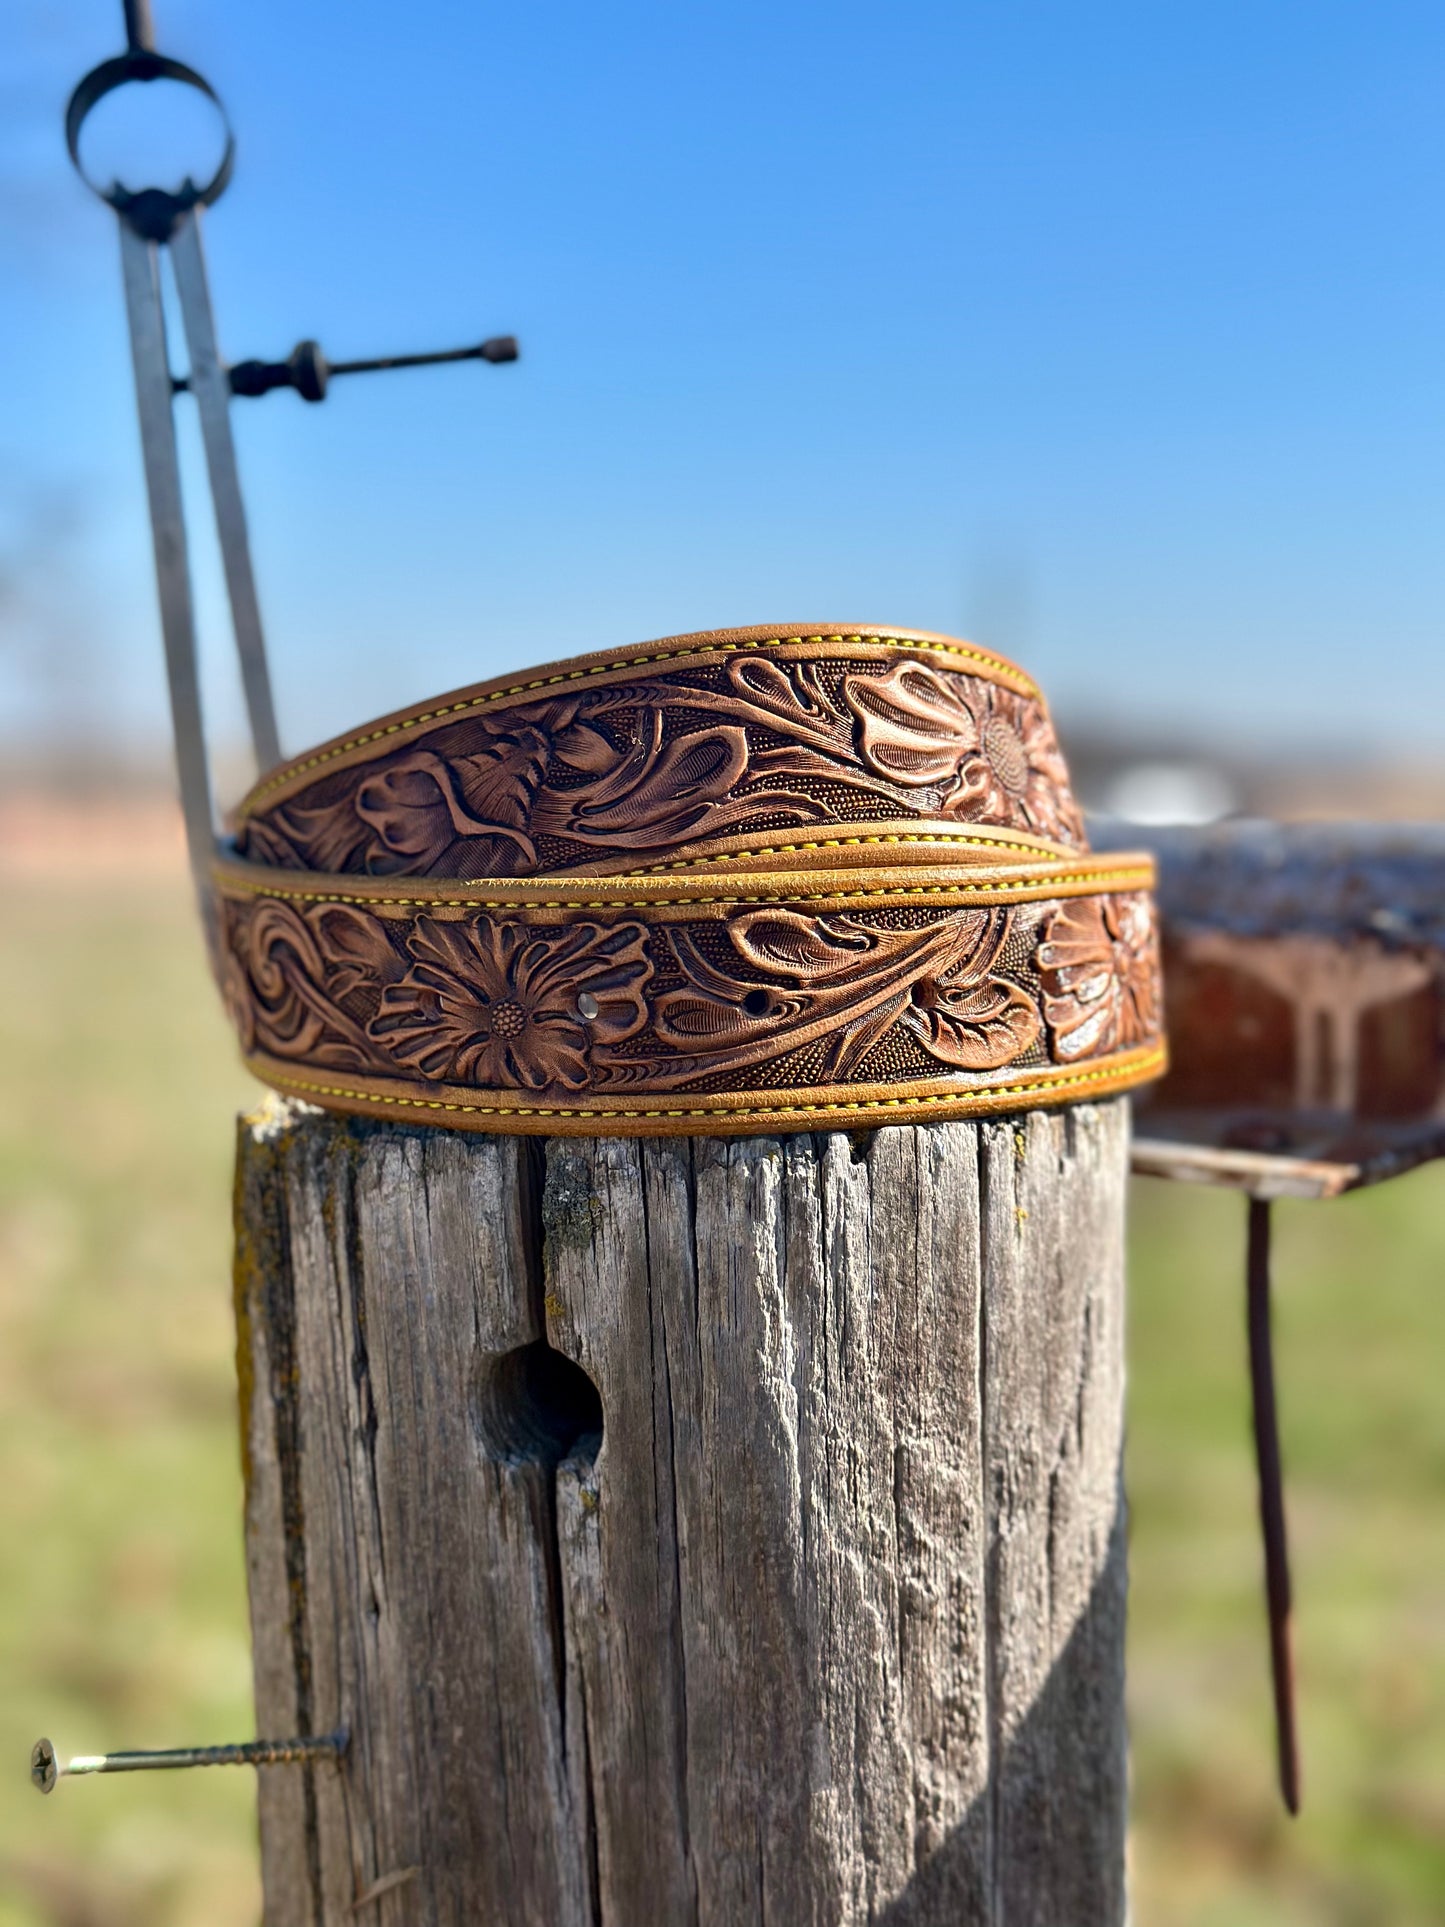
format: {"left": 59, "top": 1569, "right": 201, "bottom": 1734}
{"left": 30, "top": 1739, "right": 58, "bottom": 1795}
{"left": 31, "top": 1730, "right": 347, "bottom": 1795}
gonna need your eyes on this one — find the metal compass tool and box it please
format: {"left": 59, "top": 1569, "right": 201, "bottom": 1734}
{"left": 65, "top": 0, "right": 518, "bottom": 962}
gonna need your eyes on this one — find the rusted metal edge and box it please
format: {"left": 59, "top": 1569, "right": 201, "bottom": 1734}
{"left": 1130, "top": 1136, "right": 1357, "bottom": 1200}
{"left": 1131, "top": 1117, "right": 1445, "bottom": 1200}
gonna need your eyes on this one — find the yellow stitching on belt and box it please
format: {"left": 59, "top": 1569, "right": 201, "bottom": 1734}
{"left": 255, "top": 1046, "right": 1168, "bottom": 1123}
{"left": 237, "top": 631, "right": 1041, "bottom": 815}
{"left": 212, "top": 866, "right": 1153, "bottom": 911}
{"left": 637, "top": 832, "right": 1060, "bottom": 871}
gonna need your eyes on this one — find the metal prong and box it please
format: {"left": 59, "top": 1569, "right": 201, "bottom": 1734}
{"left": 327, "top": 335, "right": 519, "bottom": 377}
{"left": 170, "top": 207, "right": 283, "bottom": 773}
{"left": 213, "top": 334, "right": 522, "bottom": 403}
{"left": 1246, "top": 1197, "right": 1301, "bottom": 1815}
{"left": 117, "top": 218, "right": 220, "bottom": 971}
{"left": 31, "top": 1729, "right": 346, "bottom": 1793}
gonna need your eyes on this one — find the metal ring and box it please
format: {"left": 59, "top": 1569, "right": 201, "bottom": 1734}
{"left": 65, "top": 48, "right": 235, "bottom": 233}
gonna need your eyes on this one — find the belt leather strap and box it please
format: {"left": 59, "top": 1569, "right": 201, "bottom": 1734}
{"left": 217, "top": 624, "right": 1166, "bottom": 1136}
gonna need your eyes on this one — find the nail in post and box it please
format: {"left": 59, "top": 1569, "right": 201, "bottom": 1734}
{"left": 31, "top": 1730, "right": 346, "bottom": 1795}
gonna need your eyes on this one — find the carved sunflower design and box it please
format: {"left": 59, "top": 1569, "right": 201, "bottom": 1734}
{"left": 956, "top": 686, "right": 1086, "bottom": 847}
{"left": 843, "top": 664, "right": 1084, "bottom": 844}
{"left": 369, "top": 916, "right": 653, "bottom": 1089}
{"left": 1038, "top": 893, "right": 1160, "bottom": 1062}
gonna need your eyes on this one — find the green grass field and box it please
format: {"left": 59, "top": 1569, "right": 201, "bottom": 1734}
{"left": 1, "top": 875, "right": 1441, "bottom": 1924}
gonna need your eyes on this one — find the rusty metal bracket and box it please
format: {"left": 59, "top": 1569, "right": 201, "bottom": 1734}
{"left": 1116, "top": 819, "right": 1445, "bottom": 1198}
{"left": 1106, "top": 817, "right": 1445, "bottom": 1813}
{"left": 1132, "top": 1114, "right": 1445, "bottom": 1200}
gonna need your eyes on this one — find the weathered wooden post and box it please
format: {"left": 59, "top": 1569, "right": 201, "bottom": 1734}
{"left": 222, "top": 625, "right": 1164, "bottom": 1924}
{"left": 55, "top": 26, "right": 1161, "bottom": 1913}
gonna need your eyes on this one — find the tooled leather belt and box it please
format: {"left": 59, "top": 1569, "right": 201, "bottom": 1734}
{"left": 215, "top": 624, "right": 1166, "bottom": 1135}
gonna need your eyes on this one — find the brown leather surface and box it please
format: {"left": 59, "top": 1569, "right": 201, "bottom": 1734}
{"left": 234, "top": 626, "right": 1086, "bottom": 873}
{"left": 217, "top": 626, "right": 1166, "bottom": 1136}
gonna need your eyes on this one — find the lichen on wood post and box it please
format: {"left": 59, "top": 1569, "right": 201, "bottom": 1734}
{"left": 234, "top": 1096, "right": 1130, "bottom": 1925}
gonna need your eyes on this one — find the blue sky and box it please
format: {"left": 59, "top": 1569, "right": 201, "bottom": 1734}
{"left": 6, "top": 1, "right": 1445, "bottom": 796}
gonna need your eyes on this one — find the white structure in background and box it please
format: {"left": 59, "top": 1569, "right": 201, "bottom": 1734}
{"left": 1100, "top": 761, "right": 1236, "bottom": 826}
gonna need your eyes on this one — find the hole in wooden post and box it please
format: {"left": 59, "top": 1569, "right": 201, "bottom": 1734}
{"left": 473, "top": 1340, "right": 603, "bottom": 1467}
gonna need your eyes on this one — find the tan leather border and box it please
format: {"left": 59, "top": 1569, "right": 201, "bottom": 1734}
{"left": 213, "top": 848, "right": 1156, "bottom": 916}
{"left": 240, "top": 1041, "right": 1169, "bottom": 1140}
{"left": 577, "top": 819, "right": 1078, "bottom": 876}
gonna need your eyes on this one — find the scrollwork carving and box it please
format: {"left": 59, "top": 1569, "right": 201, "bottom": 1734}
{"left": 237, "top": 643, "right": 1086, "bottom": 880}
{"left": 217, "top": 886, "right": 1162, "bottom": 1103}
{"left": 221, "top": 898, "right": 383, "bottom": 1070}
{"left": 653, "top": 906, "right": 1040, "bottom": 1084}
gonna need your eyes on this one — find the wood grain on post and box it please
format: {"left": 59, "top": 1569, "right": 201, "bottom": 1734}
{"left": 234, "top": 1096, "right": 1129, "bottom": 1926}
